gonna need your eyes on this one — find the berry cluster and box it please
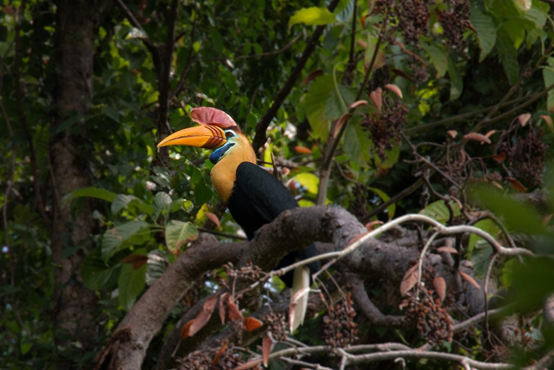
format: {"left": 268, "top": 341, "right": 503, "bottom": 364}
{"left": 264, "top": 312, "right": 287, "bottom": 342}
{"left": 403, "top": 290, "right": 453, "bottom": 345}
{"left": 323, "top": 293, "right": 358, "bottom": 348}
{"left": 178, "top": 343, "right": 243, "bottom": 370}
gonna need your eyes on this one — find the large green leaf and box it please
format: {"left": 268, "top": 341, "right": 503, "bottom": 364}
{"left": 293, "top": 173, "right": 319, "bottom": 195}
{"left": 64, "top": 187, "right": 117, "bottom": 203}
{"left": 102, "top": 220, "right": 149, "bottom": 260}
{"left": 419, "top": 200, "right": 461, "bottom": 225}
{"left": 81, "top": 249, "right": 120, "bottom": 290}
{"left": 118, "top": 253, "right": 147, "bottom": 311}
{"left": 154, "top": 192, "right": 172, "bottom": 214}
{"left": 543, "top": 58, "right": 554, "bottom": 112}
{"left": 421, "top": 43, "right": 448, "bottom": 77}
{"left": 304, "top": 75, "right": 334, "bottom": 139}
{"left": 496, "top": 27, "right": 520, "bottom": 85}
{"left": 470, "top": 7, "right": 497, "bottom": 62}
{"left": 470, "top": 186, "right": 546, "bottom": 235}
{"left": 369, "top": 187, "right": 395, "bottom": 220}
{"left": 111, "top": 194, "right": 155, "bottom": 216}
{"left": 289, "top": 7, "right": 336, "bottom": 27}
{"left": 165, "top": 220, "right": 198, "bottom": 253}
{"left": 447, "top": 57, "right": 463, "bottom": 100}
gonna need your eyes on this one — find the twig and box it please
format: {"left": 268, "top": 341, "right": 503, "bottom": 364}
{"left": 252, "top": 0, "right": 341, "bottom": 152}
{"left": 198, "top": 227, "right": 247, "bottom": 240}
{"left": 416, "top": 231, "right": 440, "bottom": 297}
{"left": 204, "top": 34, "right": 302, "bottom": 62}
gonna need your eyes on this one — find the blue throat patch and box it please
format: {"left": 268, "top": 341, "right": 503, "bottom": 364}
{"left": 209, "top": 143, "right": 235, "bottom": 164}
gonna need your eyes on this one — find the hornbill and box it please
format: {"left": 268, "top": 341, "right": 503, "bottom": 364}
{"left": 157, "top": 107, "right": 320, "bottom": 331}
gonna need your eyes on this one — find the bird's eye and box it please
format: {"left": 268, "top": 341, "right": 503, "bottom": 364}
{"left": 225, "top": 131, "right": 234, "bottom": 138}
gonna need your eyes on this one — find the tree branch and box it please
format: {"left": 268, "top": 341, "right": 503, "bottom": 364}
{"left": 251, "top": 0, "right": 341, "bottom": 153}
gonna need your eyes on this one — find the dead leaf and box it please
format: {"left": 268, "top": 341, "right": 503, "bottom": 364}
{"left": 205, "top": 212, "right": 221, "bottom": 228}
{"left": 212, "top": 341, "right": 228, "bottom": 366}
{"left": 464, "top": 132, "right": 491, "bottom": 144}
{"left": 433, "top": 277, "right": 446, "bottom": 302}
{"left": 391, "top": 68, "right": 415, "bottom": 82}
{"left": 506, "top": 177, "right": 527, "bottom": 193}
{"left": 365, "top": 220, "right": 383, "bottom": 231}
{"left": 262, "top": 333, "right": 273, "bottom": 367}
{"left": 180, "top": 320, "right": 194, "bottom": 339}
{"left": 227, "top": 297, "right": 244, "bottom": 321}
{"left": 543, "top": 214, "right": 553, "bottom": 227}
{"left": 459, "top": 271, "right": 481, "bottom": 290}
{"left": 349, "top": 100, "right": 368, "bottom": 110}
{"left": 485, "top": 130, "right": 496, "bottom": 138}
{"left": 447, "top": 130, "right": 458, "bottom": 139}
{"left": 437, "top": 246, "right": 458, "bottom": 254}
{"left": 188, "top": 295, "right": 218, "bottom": 337}
{"left": 384, "top": 84, "right": 403, "bottom": 99}
{"left": 234, "top": 360, "right": 262, "bottom": 370}
{"left": 244, "top": 317, "right": 263, "bottom": 332}
{"left": 518, "top": 113, "right": 531, "bottom": 127}
{"left": 122, "top": 254, "right": 148, "bottom": 270}
{"left": 400, "top": 265, "right": 419, "bottom": 296}
{"left": 540, "top": 115, "right": 553, "bottom": 133}
{"left": 301, "top": 69, "right": 323, "bottom": 87}
{"left": 293, "top": 146, "right": 312, "bottom": 154}
{"left": 288, "top": 301, "right": 297, "bottom": 332}
{"left": 219, "top": 293, "right": 229, "bottom": 324}
{"left": 333, "top": 113, "right": 352, "bottom": 138}
{"left": 491, "top": 181, "right": 503, "bottom": 190}
{"left": 357, "top": 38, "right": 368, "bottom": 49}
{"left": 370, "top": 89, "right": 382, "bottom": 113}
{"left": 492, "top": 152, "right": 506, "bottom": 163}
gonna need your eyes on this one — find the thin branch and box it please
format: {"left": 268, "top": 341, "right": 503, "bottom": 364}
{"left": 252, "top": 0, "right": 342, "bottom": 152}
{"left": 204, "top": 34, "right": 302, "bottom": 62}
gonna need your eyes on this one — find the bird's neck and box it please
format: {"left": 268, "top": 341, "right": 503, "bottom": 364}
{"left": 210, "top": 138, "right": 256, "bottom": 203}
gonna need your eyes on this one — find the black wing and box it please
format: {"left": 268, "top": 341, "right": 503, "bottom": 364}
{"left": 227, "top": 162, "right": 298, "bottom": 239}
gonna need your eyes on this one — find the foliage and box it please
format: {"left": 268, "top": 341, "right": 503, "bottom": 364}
{"left": 1, "top": 0, "right": 554, "bottom": 368}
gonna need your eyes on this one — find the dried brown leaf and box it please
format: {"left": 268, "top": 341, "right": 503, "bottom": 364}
{"left": 212, "top": 341, "right": 228, "bottom": 366}
{"left": 491, "top": 181, "right": 503, "bottom": 190}
{"left": 433, "top": 277, "right": 446, "bottom": 302}
{"left": 459, "top": 271, "right": 481, "bottom": 290}
{"left": 262, "top": 333, "right": 273, "bottom": 367}
{"left": 543, "top": 214, "right": 553, "bottom": 227}
{"left": 333, "top": 113, "right": 352, "bottom": 138}
{"left": 400, "top": 265, "right": 419, "bottom": 296}
{"left": 188, "top": 295, "right": 218, "bottom": 337}
{"left": 227, "top": 297, "right": 244, "bottom": 321}
{"left": 365, "top": 220, "right": 383, "bottom": 231}
{"left": 219, "top": 293, "right": 229, "bottom": 324}
{"left": 357, "top": 38, "right": 368, "bottom": 49}
{"left": 180, "top": 320, "right": 194, "bottom": 339}
{"left": 349, "top": 100, "right": 368, "bottom": 110}
{"left": 205, "top": 212, "right": 221, "bottom": 228}
{"left": 384, "top": 84, "right": 403, "bottom": 99}
{"left": 301, "top": 69, "right": 323, "bottom": 87}
{"left": 293, "top": 146, "right": 312, "bottom": 154}
{"left": 464, "top": 132, "right": 491, "bottom": 144}
{"left": 518, "top": 113, "right": 531, "bottom": 127}
{"left": 485, "top": 130, "right": 496, "bottom": 138}
{"left": 370, "top": 90, "right": 382, "bottom": 114}
{"left": 492, "top": 152, "right": 506, "bottom": 163}
{"left": 506, "top": 177, "right": 527, "bottom": 193}
{"left": 437, "top": 246, "right": 458, "bottom": 254}
{"left": 235, "top": 360, "right": 262, "bottom": 370}
{"left": 447, "top": 130, "right": 458, "bottom": 139}
{"left": 540, "top": 115, "right": 553, "bottom": 134}
{"left": 244, "top": 317, "right": 263, "bottom": 332}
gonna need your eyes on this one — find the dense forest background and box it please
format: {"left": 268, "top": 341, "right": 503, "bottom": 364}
{"left": 2, "top": 0, "right": 554, "bottom": 369}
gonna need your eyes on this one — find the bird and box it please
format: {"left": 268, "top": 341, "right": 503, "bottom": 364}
{"left": 157, "top": 107, "right": 320, "bottom": 331}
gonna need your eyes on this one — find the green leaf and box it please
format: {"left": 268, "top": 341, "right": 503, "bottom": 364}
{"left": 468, "top": 219, "right": 501, "bottom": 253}
{"left": 544, "top": 58, "right": 554, "bottom": 112}
{"left": 154, "top": 192, "right": 172, "bottom": 214}
{"left": 471, "top": 244, "right": 493, "bottom": 279}
{"left": 470, "top": 185, "right": 546, "bottom": 235}
{"left": 419, "top": 200, "right": 461, "bottom": 225}
{"left": 111, "top": 194, "right": 155, "bottom": 216}
{"left": 20, "top": 340, "right": 32, "bottom": 355}
{"left": 470, "top": 7, "right": 497, "bottom": 62}
{"left": 293, "top": 173, "right": 319, "bottom": 195}
{"left": 421, "top": 43, "right": 448, "bottom": 77}
{"left": 81, "top": 249, "right": 120, "bottom": 290}
{"left": 118, "top": 252, "right": 147, "bottom": 311}
{"left": 500, "top": 258, "right": 518, "bottom": 289}
{"left": 508, "top": 257, "right": 554, "bottom": 312}
{"left": 369, "top": 187, "right": 395, "bottom": 220}
{"left": 165, "top": 220, "right": 198, "bottom": 253}
{"left": 289, "top": 7, "right": 336, "bottom": 27}
{"left": 447, "top": 57, "right": 463, "bottom": 100}
{"left": 64, "top": 187, "right": 117, "bottom": 203}
{"left": 503, "top": 20, "right": 525, "bottom": 49}
{"left": 102, "top": 221, "right": 149, "bottom": 260}
{"left": 305, "top": 75, "right": 333, "bottom": 139}
{"left": 496, "top": 27, "right": 520, "bottom": 85}
{"left": 326, "top": 83, "right": 357, "bottom": 120}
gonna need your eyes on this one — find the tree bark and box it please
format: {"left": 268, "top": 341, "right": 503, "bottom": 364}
{"left": 51, "top": 0, "right": 111, "bottom": 364}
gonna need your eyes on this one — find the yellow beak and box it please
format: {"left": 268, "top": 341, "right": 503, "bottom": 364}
{"left": 157, "top": 125, "right": 227, "bottom": 149}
